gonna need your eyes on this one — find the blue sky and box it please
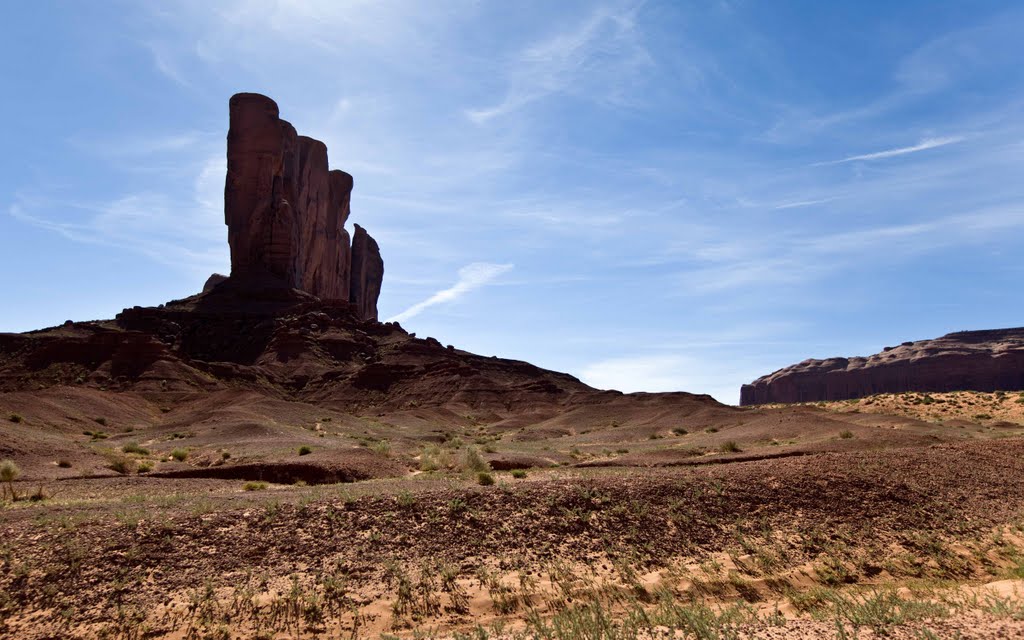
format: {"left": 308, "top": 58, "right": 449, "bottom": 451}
{"left": 3, "top": 1, "right": 1023, "bottom": 404}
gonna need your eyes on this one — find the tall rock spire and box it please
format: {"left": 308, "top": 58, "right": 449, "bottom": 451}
{"left": 223, "top": 92, "right": 382, "bottom": 320}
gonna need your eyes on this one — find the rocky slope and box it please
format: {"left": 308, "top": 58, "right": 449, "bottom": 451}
{"left": 741, "top": 328, "right": 1024, "bottom": 405}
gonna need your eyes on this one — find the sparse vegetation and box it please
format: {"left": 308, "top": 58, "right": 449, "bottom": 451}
{"left": 839, "top": 430, "right": 854, "bottom": 439}
{"left": 477, "top": 471, "right": 495, "bottom": 486}
{"left": 94, "top": 417, "right": 108, "bottom": 426}
{"left": 244, "top": 481, "right": 268, "bottom": 491}
{"left": 370, "top": 439, "right": 392, "bottom": 457}
{"left": 705, "top": 427, "right": 719, "bottom": 433}
{"left": 108, "top": 457, "right": 136, "bottom": 475}
{"left": 672, "top": 427, "right": 688, "bottom": 435}
{"left": 57, "top": 459, "right": 72, "bottom": 468}
{"left": 419, "top": 444, "right": 452, "bottom": 471}
{"left": 1, "top": 459, "right": 20, "bottom": 500}
{"left": 719, "top": 440, "right": 741, "bottom": 453}
{"left": 170, "top": 448, "right": 189, "bottom": 461}
{"left": 511, "top": 469, "right": 527, "bottom": 479}
{"left": 137, "top": 461, "right": 153, "bottom": 473}
{"left": 8, "top": 413, "right": 23, "bottom": 423}
{"left": 298, "top": 445, "right": 313, "bottom": 456}
{"left": 460, "top": 446, "right": 490, "bottom": 473}
{"left": 122, "top": 442, "right": 149, "bottom": 455}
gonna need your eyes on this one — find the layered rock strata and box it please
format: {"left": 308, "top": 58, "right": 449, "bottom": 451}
{"left": 740, "top": 328, "right": 1024, "bottom": 405}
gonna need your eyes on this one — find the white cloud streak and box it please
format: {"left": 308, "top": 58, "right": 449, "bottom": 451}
{"left": 816, "top": 136, "right": 965, "bottom": 166}
{"left": 388, "top": 262, "right": 514, "bottom": 323}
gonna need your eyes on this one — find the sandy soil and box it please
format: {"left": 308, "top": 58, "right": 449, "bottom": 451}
{"left": 3, "top": 437, "right": 1024, "bottom": 638}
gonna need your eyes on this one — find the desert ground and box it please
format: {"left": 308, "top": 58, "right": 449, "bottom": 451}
{"left": 3, "top": 388, "right": 1024, "bottom": 639}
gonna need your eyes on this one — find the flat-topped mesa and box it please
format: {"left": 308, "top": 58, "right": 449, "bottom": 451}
{"left": 740, "top": 328, "right": 1024, "bottom": 405}
{"left": 223, "top": 92, "right": 382, "bottom": 320}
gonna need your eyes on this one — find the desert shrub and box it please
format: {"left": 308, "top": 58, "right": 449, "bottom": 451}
{"left": 244, "top": 481, "right": 268, "bottom": 491}
{"left": 705, "top": 427, "right": 719, "bottom": 433}
{"left": 87, "top": 431, "right": 109, "bottom": 441}
{"left": 370, "top": 440, "right": 392, "bottom": 457}
{"left": 109, "top": 457, "right": 136, "bottom": 475}
{"left": 477, "top": 471, "right": 495, "bottom": 486}
{"left": 221, "top": 451, "right": 230, "bottom": 460}
{"left": 122, "top": 442, "right": 149, "bottom": 455}
{"left": 298, "top": 445, "right": 313, "bottom": 456}
{"left": 94, "top": 417, "right": 107, "bottom": 426}
{"left": 648, "top": 433, "right": 663, "bottom": 440}
{"left": 1, "top": 459, "right": 21, "bottom": 500}
{"left": 672, "top": 428, "right": 688, "bottom": 435}
{"left": 975, "top": 413, "right": 993, "bottom": 420}
{"left": 28, "top": 486, "right": 48, "bottom": 502}
{"left": 170, "top": 448, "right": 188, "bottom": 461}
{"left": 511, "top": 469, "right": 527, "bottom": 479}
{"left": 137, "top": 461, "right": 153, "bottom": 473}
{"left": 839, "top": 430, "right": 854, "bottom": 439}
{"left": 616, "top": 448, "right": 629, "bottom": 454}
{"left": 397, "top": 491, "right": 416, "bottom": 507}
{"left": 460, "top": 446, "right": 490, "bottom": 473}
{"left": 57, "top": 459, "right": 72, "bottom": 468}
{"left": 719, "top": 440, "right": 741, "bottom": 453}
{"left": 8, "top": 413, "right": 23, "bottom": 423}
{"left": 420, "top": 444, "right": 452, "bottom": 471}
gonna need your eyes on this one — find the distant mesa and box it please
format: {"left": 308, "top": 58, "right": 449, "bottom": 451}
{"left": 740, "top": 328, "right": 1024, "bottom": 405}
{"left": 222, "top": 92, "right": 382, "bottom": 320}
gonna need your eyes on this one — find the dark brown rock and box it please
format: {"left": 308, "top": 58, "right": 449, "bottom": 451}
{"left": 223, "top": 92, "right": 379, "bottom": 318}
{"left": 740, "top": 328, "right": 1024, "bottom": 405}
{"left": 202, "top": 274, "right": 228, "bottom": 293}
{"left": 350, "top": 224, "right": 383, "bottom": 321}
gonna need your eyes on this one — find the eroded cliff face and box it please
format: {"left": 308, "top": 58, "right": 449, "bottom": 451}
{"left": 740, "top": 328, "right": 1024, "bottom": 405}
{"left": 223, "top": 92, "right": 381, "bottom": 320}
{"left": 350, "top": 224, "right": 383, "bottom": 322}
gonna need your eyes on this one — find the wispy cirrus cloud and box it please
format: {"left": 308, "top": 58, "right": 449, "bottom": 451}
{"left": 388, "top": 262, "right": 514, "bottom": 323}
{"left": 673, "top": 204, "right": 1024, "bottom": 294}
{"left": 8, "top": 151, "right": 228, "bottom": 278}
{"left": 465, "top": 3, "right": 651, "bottom": 124}
{"left": 815, "top": 136, "right": 966, "bottom": 166}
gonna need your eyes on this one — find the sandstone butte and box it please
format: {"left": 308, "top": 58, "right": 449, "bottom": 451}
{"left": 222, "top": 92, "right": 383, "bottom": 320}
{"left": 740, "top": 328, "right": 1024, "bottom": 405}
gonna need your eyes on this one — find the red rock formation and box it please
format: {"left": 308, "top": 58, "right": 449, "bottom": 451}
{"left": 740, "top": 328, "right": 1024, "bottom": 405}
{"left": 350, "top": 224, "right": 383, "bottom": 322}
{"left": 202, "top": 274, "right": 228, "bottom": 292}
{"left": 223, "top": 92, "right": 381, "bottom": 320}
